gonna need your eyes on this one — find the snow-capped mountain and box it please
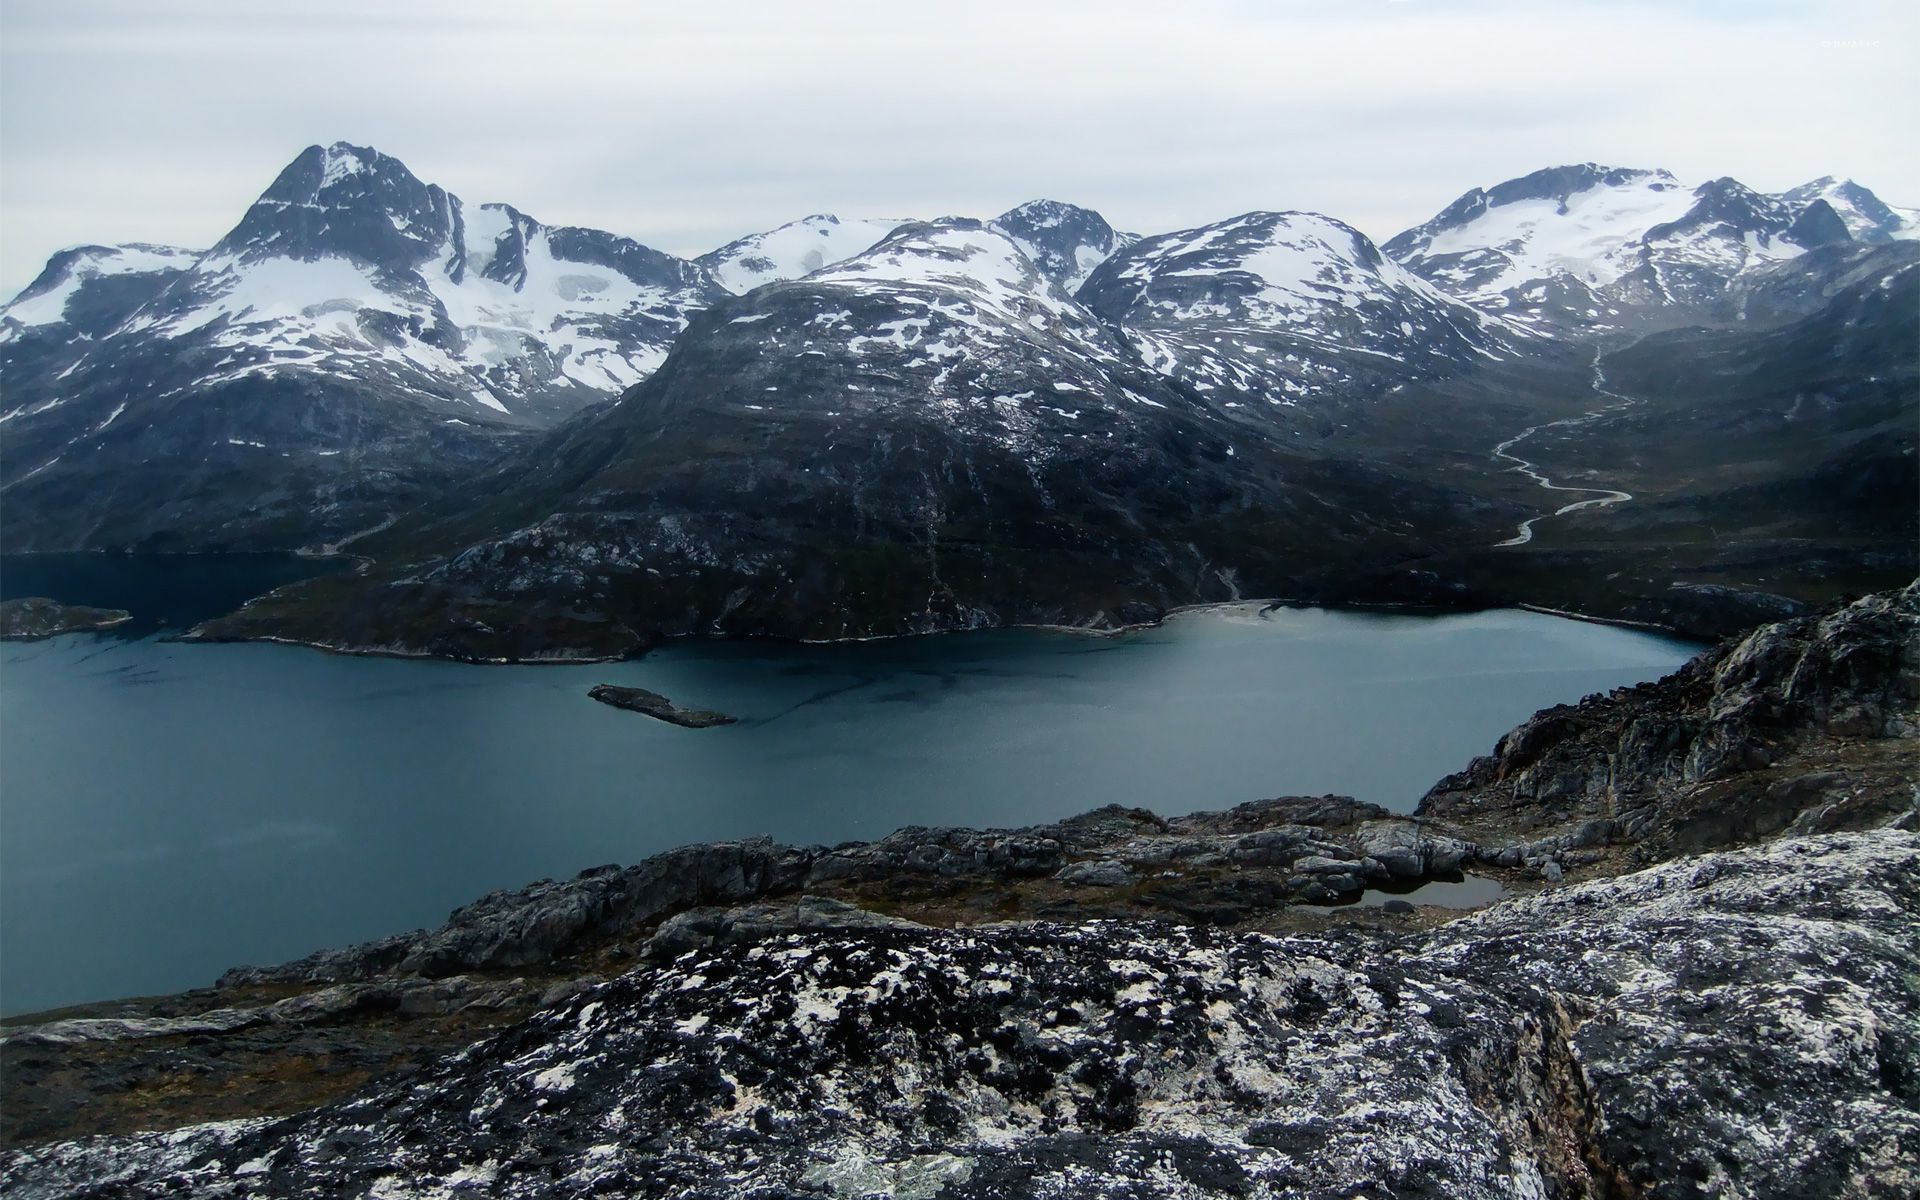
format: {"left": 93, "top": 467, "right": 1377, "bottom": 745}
{"left": 1382, "top": 163, "right": 1887, "bottom": 329}
{"left": 1079, "top": 211, "right": 1511, "bottom": 421}
{"left": 1610, "top": 176, "right": 1849, "bottom": 310}
{"left": 0, "top": 243, "right": 201, "bottom": 337}
{"left": 385, "top": 218, "right": 1239, "bottom": 635}
{"left": 988, "top": 199, "right": 1135, "bottom": 292}
{"left": 695, "top": 214, "right": 913, "bottom": 294}
{"left": 722, "top": 216, "right": 1177, "bottom": 436}
{"left": 1779, "top": 176, "right": 1919, "bottom": 244}
{"left": 123, "top": 142, "right": 721, "bottom": 420}
{"left": 2, "top": 143, "right": 722, "bottom": 435}
{"left": 1, "top": 148, "right": 1911, "bottom": 638}
{"left": 300, "top": 215, "right": 1517, "bottom": 654}
{"left": 693, "top": 200, "right": 1133, "bottom": 298}
{"left": 0, "top": 142, "right": 728, "bottom": 550}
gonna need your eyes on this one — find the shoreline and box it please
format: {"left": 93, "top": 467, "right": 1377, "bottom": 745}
{"left": 173, "top": 592, "right": 1696, "bottom": 666}
{"left": 4, "top": 592, "right": 1698, "bottom": 664}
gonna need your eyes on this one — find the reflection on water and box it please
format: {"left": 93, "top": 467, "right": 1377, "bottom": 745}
{"left": 1312, "top": 873, "right": 1509, "bottom": 911}
{"left": 0, "top": 559, "right": 1699, "bottom": 1014}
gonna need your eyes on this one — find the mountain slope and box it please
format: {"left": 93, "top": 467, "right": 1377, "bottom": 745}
{"left": 0, "top": 243, "right": 200, "bottom": 339}
{"left": 1078, "top": 210, "right": 1516, "bottom": 424}
{"left": 1376, "top": 240, "right": 1920, "bottom": 635}
{"left": 190, "top": 220, "right": 1528, "bottom": 658}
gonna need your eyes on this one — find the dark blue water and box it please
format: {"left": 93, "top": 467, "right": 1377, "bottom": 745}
{"left": 1, "top": 552, "right": 345, "bottom": 636}
{"left": 0, "top": 557, "right": 1700, "bottom": 1014}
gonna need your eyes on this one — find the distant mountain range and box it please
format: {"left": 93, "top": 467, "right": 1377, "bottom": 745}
{"left": 3, "top": 143, "right": 1913, "bottom": 650}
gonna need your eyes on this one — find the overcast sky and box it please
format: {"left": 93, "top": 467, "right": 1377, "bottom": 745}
{"left": 2, "top": 0, "right": 1913, "bottom": 297}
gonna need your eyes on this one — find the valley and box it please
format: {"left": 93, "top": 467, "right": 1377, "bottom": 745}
{"left": 1489, "top": 348, "right": 1638, "bottom": 547}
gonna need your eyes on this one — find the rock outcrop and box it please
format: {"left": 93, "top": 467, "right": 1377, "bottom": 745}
{"left": 9, "top": 827, "right": 1915, "bottom": 1198}
{"left": 586, "top": 684, "right": 736, "bottom": 728}
{"left": 0, "top": 597, "right": 133, "bottom": 640}
{"left": 1422, "top": 582, "right": 1919, "bottom": 863}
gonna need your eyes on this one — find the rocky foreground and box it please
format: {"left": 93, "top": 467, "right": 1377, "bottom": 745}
{"left": 2, "top": 585, "right": 1915, "bottom": 1197}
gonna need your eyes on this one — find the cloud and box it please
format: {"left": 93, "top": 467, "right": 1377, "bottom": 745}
{"left": 2, "top": 0, "right": 1914, "bottom": 295}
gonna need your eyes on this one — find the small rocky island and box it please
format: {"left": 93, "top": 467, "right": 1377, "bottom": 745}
{"left": 3, "top": 585, "right": 1915, "bottom": 1198}
{"left": 0, "top": 597, "right": 133, "bottom": 641}
{"left": 587, "top": 683, "right": 736, "bottom": 728}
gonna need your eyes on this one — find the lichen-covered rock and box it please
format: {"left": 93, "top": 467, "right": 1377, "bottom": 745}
{"left": 12, "top": 828, "right": 1914, "bottom": 1199}
{"left": 641, "top": 896, "right": 924, "bottom": 960}
{"left": 1053, "top": 860, "right": 1137, "bottom": 888}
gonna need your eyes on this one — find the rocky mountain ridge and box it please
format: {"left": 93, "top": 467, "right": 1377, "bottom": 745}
{"left": 4, "top": 150, "right": 1915, "bottom": 649}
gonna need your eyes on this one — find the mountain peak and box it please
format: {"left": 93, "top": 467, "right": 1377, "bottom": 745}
{"left": 1094, "top": 210, "right": 1423, "bottom": 306}
{"left": 314, "top": 141, "right": 397, "bottom": 187}
{"left": 213, "top": 142, "right": 454, "bottom": 266}
{"left": 1483, "top": 163, "right": 1678, "bottom": 210}
{"left": 263, "top": 141, "right": 421, "bottom": 202}
{"left": 1, "top": 243, "right": 201, "bottom": 331}
{"left": 990, "top": 200, "right": 1125, "bottom": 291}
{"left": 1780, "top": 176, "right": 1917, "bottom": 243}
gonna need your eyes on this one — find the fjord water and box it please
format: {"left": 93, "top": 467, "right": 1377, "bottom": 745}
{"left": 0, "top": 557, "right": 1698, "bottom": 1014}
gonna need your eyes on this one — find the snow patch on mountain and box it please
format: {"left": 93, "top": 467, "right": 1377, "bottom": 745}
{"left": 1412, "top": 169, "right": 1696, "bottom": 297}
{"left": 697, "top": 215, "right": 912, "bottom": 294}
{"left": 1386, "top": 163, "right": 1913, "bottom": 328}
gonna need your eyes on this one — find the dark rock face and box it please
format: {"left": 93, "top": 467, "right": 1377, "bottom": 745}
{"left": 1782, "top": 176, "right": 1920, "bottom": 243}
{"left": 217, "top": 839, "right": 815, "bottom": 987}
{"left": 10, "top": 829, "right": 1915, "bottom": 1198}
{"left": 1422, "top": 584, "right": 1920, "bottom": 860}
{"left": 586, "top": 684, "right": 735, "bottom": 727}
{"left": 209, "top": 799, "right": 1408, "bottom": 990}
{"left": 0, "top": 597, "right": 132, "bottom": 640}
{"left": 641, "top": 895, "right": 925, "bottom": 960}
{"left": 990, "top": 198, "right": 1131, "bottom": 291}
